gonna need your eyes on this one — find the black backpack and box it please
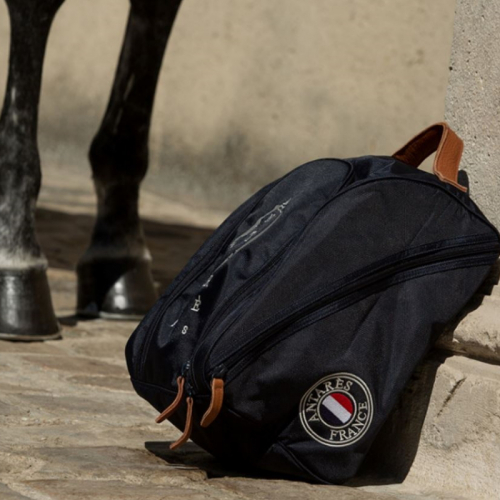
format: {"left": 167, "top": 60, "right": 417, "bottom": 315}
{"left": 126, "top": 123, "right": 500, "bottom": 484}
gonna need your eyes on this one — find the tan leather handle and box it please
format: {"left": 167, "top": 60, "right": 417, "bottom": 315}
{"left": 392, "top": 122, "right": 466, "bottom": 192}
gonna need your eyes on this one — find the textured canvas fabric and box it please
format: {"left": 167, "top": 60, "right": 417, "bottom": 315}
{"left": 126, "top": 148, "right": 499, "bottom": 483}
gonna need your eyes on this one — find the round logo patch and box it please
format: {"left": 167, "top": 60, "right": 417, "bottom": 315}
{"left": 299, "top": 373, "right": 374, "bottom": 447}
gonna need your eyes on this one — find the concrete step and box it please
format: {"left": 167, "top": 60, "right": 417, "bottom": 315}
{"left": 363, "top": 355, "right": 500, "bottom": 500}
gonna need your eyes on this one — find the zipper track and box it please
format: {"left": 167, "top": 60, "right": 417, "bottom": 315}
{"left": 195, "top": 239, "right": 294, "bottom": 351}
{"left": 156, "top": 231, "right": 296, "bottom": 381}
{"left": 221, "top": 253, "right": 497, "bottom": 383}
{"left": 191, "top": 237, "right": 500, "bottom": 392}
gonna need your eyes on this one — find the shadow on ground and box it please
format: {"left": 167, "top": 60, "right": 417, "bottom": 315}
{"left": 145, "top": 441, "right": 310, "bottom": 483}
{"left": 146, "top": 441, "right": 254, "bottom": 478}
{"left": 36, "top": 207, "right": 214, "bottom": 292}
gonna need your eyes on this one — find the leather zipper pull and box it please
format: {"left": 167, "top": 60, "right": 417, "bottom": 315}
{"left": 155, "top": 376, "right": 185, "bottom": 424}
{"left": 200, "top": 378, "right": 224, "bottom": 427}
{"left": 169, "top": 397, "right": 193, "bottom": 450}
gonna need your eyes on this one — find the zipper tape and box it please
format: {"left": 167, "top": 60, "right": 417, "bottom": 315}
{"left": 218, "top": 252, "right": 498, "bottom": 385}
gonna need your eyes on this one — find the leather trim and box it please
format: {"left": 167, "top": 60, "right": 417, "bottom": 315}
{"left": 155, "top": 376, "right": 184, "bottom": 423}
{"left": 392, "top": 122, "right": 467, "bottom": 192}
{"left": 200, "top": 378, "right": 225, "bottom": 427}
{"left": 169, "top": 396, "right": 193, "bottom": 450}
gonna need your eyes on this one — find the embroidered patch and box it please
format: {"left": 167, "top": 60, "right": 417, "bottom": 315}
{"left": 299, "top": 373, "right": 373, "bottom": 447}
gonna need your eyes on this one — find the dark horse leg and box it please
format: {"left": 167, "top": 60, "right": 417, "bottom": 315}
{"left": 76, "top": 0, "right": 183, "bottom": 318}
{"left": 0, "top": 0, "right": 65, "bottom": 340}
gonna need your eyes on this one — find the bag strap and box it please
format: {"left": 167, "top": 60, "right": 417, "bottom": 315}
{"left": 392, "top": 122, "right": 467, "bottom": 192}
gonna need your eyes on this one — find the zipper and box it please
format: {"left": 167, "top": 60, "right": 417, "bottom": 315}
{"left": 220, "top": 252, "right": 497, "bottom": 382}
{"left": 193, "top": 237, "right": 296, "bottom": 356}
{"left": 179, "top": 239, "right": 295, "bottom": 397}
{"left": 156, "top": 232, "right": 295, "bottom": 381}
{"left": 137, "top": 181, "right": 282, "bottom": 380}
{"left": 190, "top": 235, "right": 500, "bottom": 395}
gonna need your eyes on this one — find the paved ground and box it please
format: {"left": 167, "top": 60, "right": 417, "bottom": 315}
{"left": 0, "top": 193, "right": 464, "bottom": 499}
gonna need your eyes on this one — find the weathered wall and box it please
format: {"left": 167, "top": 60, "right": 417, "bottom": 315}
{"left": 0, "top": 0, "right": 456, "bottom": 214}
{"left": 445, "top": 0, "right": 500, "bottom": 229}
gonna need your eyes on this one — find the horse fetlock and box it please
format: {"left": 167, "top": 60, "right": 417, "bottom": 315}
{"left": 77, "top": 183, "right": 156, "bottom": 319}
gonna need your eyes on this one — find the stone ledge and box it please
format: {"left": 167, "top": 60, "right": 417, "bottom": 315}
{"left": 438, "top": 291, "right": 500, "bottom": 363}
{"left": 437, "top": 262, "right": 500, "bottom": 363}
{"left": 360, "top": 355, "right": 500, "bottom": 500}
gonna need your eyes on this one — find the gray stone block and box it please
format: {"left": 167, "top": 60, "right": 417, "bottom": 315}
{"left": 445, "top": 0, "right": 500, "bottom": 230}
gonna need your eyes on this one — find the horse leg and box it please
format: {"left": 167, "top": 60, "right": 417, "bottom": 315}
{"left": 0, "top": 0, "right": 65, "bottom": 340}
{"left": 77, "top": 0, "right": 183, "bottom": 319}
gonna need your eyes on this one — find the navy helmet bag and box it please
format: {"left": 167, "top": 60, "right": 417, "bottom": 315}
{"left": 126, "top": 123, "right": 500, "bottom": 484}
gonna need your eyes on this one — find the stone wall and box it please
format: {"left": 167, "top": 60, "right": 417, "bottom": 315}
{"left": 0, "top": 0, "right": 456, "bottom": 215}
{"left": 445, "top": 0, "right": 500, "bottom": 230}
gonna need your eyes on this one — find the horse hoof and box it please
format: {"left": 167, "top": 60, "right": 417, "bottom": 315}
{"left": 76, "top": 257, "right": 158, "bottom": 320}
{"left": 0, "top": 267, "right": 61, "bottom": 341}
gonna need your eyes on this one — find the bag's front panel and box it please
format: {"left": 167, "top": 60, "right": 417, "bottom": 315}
{"left": 221, "top": 263, "right": 495, "bottom": 483}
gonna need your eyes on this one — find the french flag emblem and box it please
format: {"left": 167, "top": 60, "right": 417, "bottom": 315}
{"left": 320, "top": 393, "right": 354, "bottom": 426}
{"left": 300, "top": 373, "right": 373, "bottom": 447}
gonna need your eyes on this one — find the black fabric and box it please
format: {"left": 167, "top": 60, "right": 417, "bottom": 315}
{"left": 126, "top": 153, "right": 500, "bottom": 484}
